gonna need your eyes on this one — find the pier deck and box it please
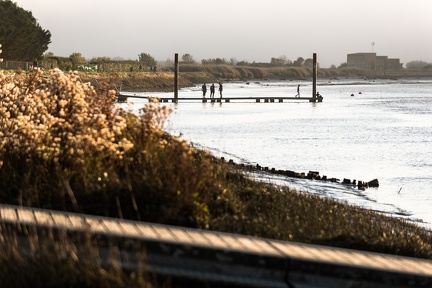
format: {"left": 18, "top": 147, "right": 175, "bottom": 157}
{"left": 116, "top": 93, "right": 323, "bottom": 103}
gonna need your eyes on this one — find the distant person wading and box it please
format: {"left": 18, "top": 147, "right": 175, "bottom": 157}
{"left": 296, "top": 85, "right": 300, "bottom": 97}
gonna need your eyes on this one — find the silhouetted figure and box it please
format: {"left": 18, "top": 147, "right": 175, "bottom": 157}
{"left": 210, "top": 83, "right": 215, "bottom": 98}
{"left": 33, "top": 59, "right": 38, "bottom": 69}
{"left": 202, "top": 83, "right": 207, "bottom": 97}
{"left": 296, "top": 85, "right": 300, "bottom": 97}
{"left": 219, "top": 82, "right": 223, "bottom": 98}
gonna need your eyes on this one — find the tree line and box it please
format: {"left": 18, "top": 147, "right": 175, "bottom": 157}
{"left": 183, "top": 54, "right": 320, "bottom": 68}
{"left": 2, "top": 0, "right": 430, "bottom": 71}
{"left": 0, "top": 1, "right": 329, "bottom": 71}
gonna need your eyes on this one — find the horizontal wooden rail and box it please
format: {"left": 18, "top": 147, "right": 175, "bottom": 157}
{"left": 1, "top": 204, "right": 431, "bottom": 287}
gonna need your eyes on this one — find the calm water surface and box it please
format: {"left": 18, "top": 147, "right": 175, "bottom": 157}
{"left": 119, "top": 78, "right": 432, "bottom": 228}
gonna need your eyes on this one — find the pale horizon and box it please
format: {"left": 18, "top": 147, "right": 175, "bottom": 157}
{"left": 12, "top": 0, "right": 432, "bottom": 68}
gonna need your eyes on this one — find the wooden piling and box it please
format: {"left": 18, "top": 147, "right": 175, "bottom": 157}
{"left": 312, "top": 53, "right": 317, "bottom": 102}
{"left": 174, "top": 53, "right": 179, "bottom": 103}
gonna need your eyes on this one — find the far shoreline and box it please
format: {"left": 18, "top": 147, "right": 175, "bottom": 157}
{"left": 78, "top": 66, "right": 432, "bottom": 93}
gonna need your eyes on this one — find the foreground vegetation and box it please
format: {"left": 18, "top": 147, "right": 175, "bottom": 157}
{"left": 1, "top": 68, "right": 431, "bottom": 287}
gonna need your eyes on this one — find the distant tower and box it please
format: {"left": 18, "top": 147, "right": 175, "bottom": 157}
{"left": 371, "top": 42, "right": 375, "bottom": 53}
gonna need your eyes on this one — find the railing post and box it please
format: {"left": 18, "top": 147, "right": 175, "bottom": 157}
{"left": 174, "top": 53, "right": 179, "bottom": 103}
{"left": 312, "top": 53, "right": 317, "bottom": 102}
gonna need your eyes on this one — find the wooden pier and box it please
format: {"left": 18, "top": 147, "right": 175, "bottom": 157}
{"left": 116, "top": 94, "right": 323, "bottom": 103}
{"left": 1, "top": 204, "right": 431, "bottom": 287}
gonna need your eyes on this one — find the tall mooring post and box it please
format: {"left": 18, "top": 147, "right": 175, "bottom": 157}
{"left": 312, "top": 53, "right": 317, "bottom": 102}
{"left": 174, "top": 53, "right": 179, "bottom": 103}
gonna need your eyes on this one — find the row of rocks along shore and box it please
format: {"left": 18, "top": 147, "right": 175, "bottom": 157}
{"left": 220, "top": 157, "right": 379, "bottom": 191}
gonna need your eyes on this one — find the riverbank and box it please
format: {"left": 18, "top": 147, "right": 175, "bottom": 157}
{"left": 79, "top": 66, "right": 432, "bottom": 92}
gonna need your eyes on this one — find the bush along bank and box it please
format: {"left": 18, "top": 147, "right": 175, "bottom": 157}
{"left": 0, "top": 68, "right": 431, "bottom": 263}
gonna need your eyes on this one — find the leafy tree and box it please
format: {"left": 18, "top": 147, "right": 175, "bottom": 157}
{"left": 270, "top": 56, "right": 288, "bottom": 66}
{"left": 138, "top": 52, "right": 156, "bottom": 66}
{"left": 181, "top": 53, "right": 195, "bottom": 63}
{"left": 0, "top": 0, "right": 51, "bottom": 61}
{"left": 304, "top": 58, "right": 313, "bottom": 67}
{"left": 201, "top": 58, "right": 229, "bottom": 65}
{"left": 338, "top": 62, "right": 348, "bottom": 69}
{"left": 405, "top": 60, "right": 429, "bottom": 69}
{"left": 293, "top": 57, "right": 304, "bottom": 67}
{"left": 89, "top": 56, "right": 112, "bottom": 63}
{"left": 69, "top": 52, "right": 86, "bottom": 70}
{"left": 236, "top": 60, "right": 250, "bottom": 66}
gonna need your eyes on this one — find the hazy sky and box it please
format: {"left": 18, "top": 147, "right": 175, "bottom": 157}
{"left": 13, "top": 0, "right": 432, "bottom": 68}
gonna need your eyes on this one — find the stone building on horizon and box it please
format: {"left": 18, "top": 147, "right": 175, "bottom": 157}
{"left": 347, "top": 53, "right": 403, "bottom": 73}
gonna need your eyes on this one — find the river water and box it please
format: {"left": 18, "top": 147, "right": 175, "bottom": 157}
{"left": 118, "top": 78, "right": 432, "bottom": 228}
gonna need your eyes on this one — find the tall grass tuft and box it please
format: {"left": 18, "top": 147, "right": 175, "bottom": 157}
{"left": 0, "top": 69, "right": 226, "bottom": 227}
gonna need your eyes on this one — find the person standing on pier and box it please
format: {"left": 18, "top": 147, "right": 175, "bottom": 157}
{"left": 219, "top": 82, "right": 223, "bottom": 98}
{"left": 202, "top": 83, "right": 207, "bottom": 98}
{"left": 210, "top": 83, "right": 215, "bottom": 98}
{"left": 296, "top": 85, "right": 300, "bottom": 97}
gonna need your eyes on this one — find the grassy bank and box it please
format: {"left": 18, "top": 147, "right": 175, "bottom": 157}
{"left": 178, "top": 64, "right": 374, "bottom": 81}
{"left": 78, "top": 65, "right": 432, "bottom": 93}
{"left": 1, "top": 69, "right": 431, "bottom": 286}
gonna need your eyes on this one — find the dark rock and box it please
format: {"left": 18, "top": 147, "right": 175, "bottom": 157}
{"left": 307, "top": 171, "right": 320, "bottom": 180}
{"left": 286, "top": 170, "right": 296, "bottom": 177}
{"left": 368, "top": 179, "right": 379, "bottom": 187}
